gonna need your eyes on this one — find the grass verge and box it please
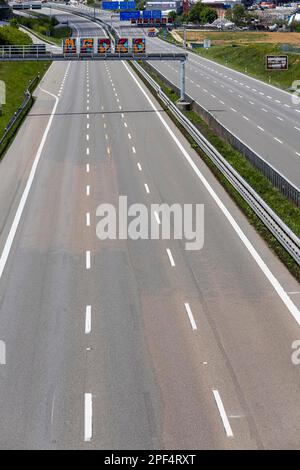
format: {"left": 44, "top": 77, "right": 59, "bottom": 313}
{"left": 0, "top": 61, "right": 50, "bottom": 158}
{"left": 132, "top": 61, "right": 300, "bottom": 281}
{"left": 158, "top": 31, "right": 300, "bottom": 91}
{"left": 195, "top": 43, "right": 300, "bottom": 91}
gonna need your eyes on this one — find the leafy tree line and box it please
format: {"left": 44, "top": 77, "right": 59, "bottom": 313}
{"left": 9, "top": 13, "right": 72, "bottom": 40}
{"left": 11, "top": 13, "right": 59, "bottom": 37}
{"left": 168, "top": 2, "right": 217, "bottom": 25}
{"left": 168, "top": 3, "right": 263, "bottom": 27}
{"left": 225, "top": 4, "right": 254, "bottom": 27}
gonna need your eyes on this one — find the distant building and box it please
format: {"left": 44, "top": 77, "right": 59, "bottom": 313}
{"left": 288, "top": 9, "right": 300, "bottom": 25}
{"left": 201, "top": 0, "right": 241, "bottom": 19}
{"left": 145, "top": 1, "right": 182, "bottom": 13}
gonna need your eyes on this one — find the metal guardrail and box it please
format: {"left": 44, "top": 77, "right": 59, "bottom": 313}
{"left": 61, "top": 4, "right": 300, "bottom": 206}
{"left": 149, "top": 62, "right": 300, "bottom": 208}
{"left": 133, "top": 62, "right": 300, "bottom": 265}
{"left": 0, "top": 75, "right": 39, "bottom": 148}
{"left": 0, "top": 44, "right": 47, "bottom": 57}
{"left": 47, "top": 4, "right": 300, "bottom": 264}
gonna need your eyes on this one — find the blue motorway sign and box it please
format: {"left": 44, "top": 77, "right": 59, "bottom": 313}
{"left": 120, "top": 11, "right": 140, "bottom": 20}
{"left": 102, "top": 1, "right": 119, "bottom": 9}
{"left": 119, "top": 1, "right": 136, "bottom": 9}
{"left": 103, "top": 1, "right": 136, "bottom": 9}
{"left": 142, "top": 10, "right": 161, "bottom": 19}
{"left": 142, "top": 10, "right": 151, "bottom": 19}
{"left": 152, "top": 10, "right": 162, "bottom": 19}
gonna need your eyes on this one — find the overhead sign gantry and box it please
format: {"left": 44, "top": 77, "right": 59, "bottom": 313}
{"left": 0, "top": 38, "right": 188, "bottom": 101}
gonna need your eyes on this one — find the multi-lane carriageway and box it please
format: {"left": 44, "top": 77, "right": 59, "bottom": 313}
{"left": 82, "top": 4, "right": 300, "bottom": 191}
{"left": 0, "top": 5, "right": 299, "bottom": 449}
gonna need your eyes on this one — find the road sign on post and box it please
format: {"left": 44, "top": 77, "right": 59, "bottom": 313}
{"left": 266, "top": 55, "right": 288, "bottom": 71}
{"left": 203, "top": 38, "right": 211, "bottom": 49}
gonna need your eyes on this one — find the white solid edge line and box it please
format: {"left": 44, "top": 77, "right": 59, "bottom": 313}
{"left": 212, "top": 389, "right": 234, "bottom": 437}
{"left": 0, "top": 86, "right": 59, "bottom": 281}
{"left": 166, "top": 248, "right": 176, "bottom": 267}
{"left": 85, "top": 305, "right": 92, "bottom": 334}
{"left": 84, "top": 393, "right": 93, "bottom": 442}
{"left": 184, "top": 303, "right": 197, "bottom": 331}
{"left": 150, "top": 64, "right": 299, "bottom": 190}
{"left": 122, "top": 61, "right": 300, "bottom": 326}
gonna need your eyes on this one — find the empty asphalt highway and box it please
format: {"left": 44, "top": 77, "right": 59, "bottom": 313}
{"left": 0, "top": 7, "right": 300, "bottom": 450}
{"left": 67, "top": 4, "right": 300, "bottom": 189}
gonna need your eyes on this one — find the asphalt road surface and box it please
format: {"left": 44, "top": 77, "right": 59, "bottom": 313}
{"left": 0, "top": 7, "right": 299, "bottom": 450}
{"left": 68, "top": 4, "right": 300, "bottom": 190}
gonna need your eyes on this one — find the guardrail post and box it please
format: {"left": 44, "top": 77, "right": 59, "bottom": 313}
{"left": 179, "top": 60, "right": 186, "bottom": 102}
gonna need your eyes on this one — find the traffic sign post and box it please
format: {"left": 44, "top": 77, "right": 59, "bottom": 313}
{"left": 266, "top": 55, "right": 288, "bottom": 71}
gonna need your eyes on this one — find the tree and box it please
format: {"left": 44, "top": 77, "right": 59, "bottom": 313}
{"left": 168, "top": 10, "right": 177, "bottom": 22}
{"left": 136, "top": 0, "right": 145, "bottom": 10}
{"left": 188, "top": 2, "right": 203, "bottom": 24}
{"left": 225, "top": 5, "right": 249, "bottom": 27}
{"left": 177, "top": 13, "right": 188, "bottom": 25}
{"left": 9, "top": 18, "right": 18, "bottom": 29}
{"left": 200, "top": 7, "right": 217, "bottom": 24}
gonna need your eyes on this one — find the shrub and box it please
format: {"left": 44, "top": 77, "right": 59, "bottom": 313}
{"left": 0, "top": 26, "right": 32, "bottom": 46}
